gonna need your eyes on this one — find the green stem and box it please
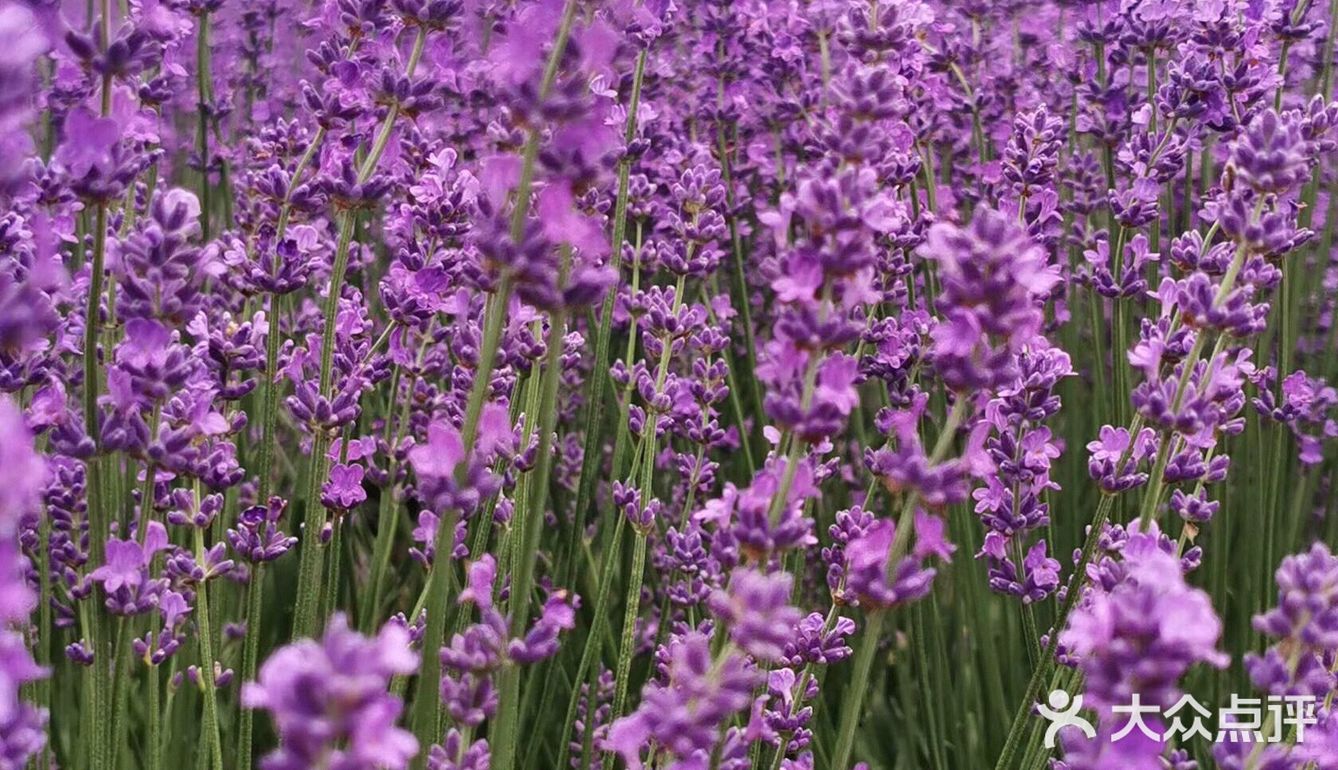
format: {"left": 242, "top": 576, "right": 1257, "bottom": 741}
{"left": 993, "top": 491, "right": 1116, "bottom": 770}
{"left": 291, "top": 26, "right": 428, "bottom": 638}
{"left": 409, "top": 5, "right": 578, "bottom": 758}
{"left": 1137, "top": 238, "right": 1251, "bottom": 528}
{"left": 565, "top": 45, "right": 647, "bottom": 587}
{"left": 1001, "top": 232, "right": 1256, "bottom": 768}
{"left": 253, "top": 125, "right": 320, "bottom": 499}
{"left": 290, "top": 214, "right": 356, "bottom": 638}
{"left": 552, "top": 513, "right": 628, "bottom": 770}
{"left": 600, "top": 529, "right": 649, "bottom": 770}
{"left": 1109, "top": 227, "right": 1130, "bottom": 427}
{"left": 885, "top": 396, "right": 970, "bottom": 575}
{"left": 407, "top": 287, "right": 513, "bottom": 756}
{"left": 713, "top": 58, "right": 765, "bottom": 426}
{"left": 275, "top": 126, "right": 326, "bottom": 238}
{"left": 362, "top": 366, "right": 407, "bottom": 631}
{"left": 1014, "top": 539, "right": 1042, "bottom": 668}
{"left": 83, "top": 199, "right": 108, "bottom": 524}
{"left": 490, "top": 274, "right": 570, "bottom": 770}
{"left": 322, "top": 510, "right": 343, "bottom": 623}
{"left": 236, "top": 563, "right": 265, "bottom": 768}
{"left": 108, "top": 616, "right": 131, "bottom": 768}
{"left": 193, "top": 526, "right": 223, "bottom": 770}
{"left": 830, "top": 609, "right": 888, "bottom": 769}
{"left": 83, "top": 199, "right": 111, "bottom": 770}
{"left": 147, "top": 662, "right": 161, "bottom": 770}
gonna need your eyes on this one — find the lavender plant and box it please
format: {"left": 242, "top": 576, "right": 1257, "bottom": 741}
{"left": 3, "top": 1, "right": 1338, "bottom": 769}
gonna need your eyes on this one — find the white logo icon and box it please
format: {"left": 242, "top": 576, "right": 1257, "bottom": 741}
{"left": 1037, "top": 690, "right": 1095, "bottom": 748}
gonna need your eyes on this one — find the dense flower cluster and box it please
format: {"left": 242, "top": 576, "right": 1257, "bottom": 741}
{"left": 0, "top": 399, "right": 48, "bottom": 767}
{"left": 3, "top": 0, "right": 1338, "bottom": 769}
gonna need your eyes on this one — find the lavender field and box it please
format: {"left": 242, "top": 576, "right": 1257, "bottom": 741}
{"left": 3, "top": 0, "right": 1338, "bottom": 768}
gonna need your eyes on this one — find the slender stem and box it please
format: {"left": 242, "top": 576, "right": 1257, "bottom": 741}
{"left": 553, "top": 513, "right": 628, "bottom": 770}
{"left": 291, "top": 25, "right": 429, "bottom": 639}
{"left": 409, "top": 5, "right": 577, "bottom": 759}
{"left": 193, "top": 526, "right": 223, "bottom": 770}
{"left": 236, "top": 562, "right": 265, "bottom": 768}
{"left": 1137, "top": 238, "right": 1251, "bottom": 528}
{"left": 84, "top": 200, "right": 111, "bottom": 770}
{"left": 831, "top": 609, "right": 888, "bottom": 769}
{"left": 600, "top": 529, "right": 649, "bottom": 770}
{"left": 290, "top": 213, "right": 357, "bottom": 638}
{"left": 321, "top": 509, "right": 343, "bottom": 623}
{"left": 489, "top": 268, "right": 570, "bottom": 770}
{"left": 83, "top": 199, "right": 108, "bottom": 504}
{"left": 146, "top": 662, "right": 161, "bottom": 770}
{"left": 1000, "top": 226, "right": 1256, "bottom": 767}
{"left": 362, "top": 364, "right": 406, "bottom": 631}
{"left": 1014, "top": 540, "right": 1042, "bottom": 667}
{"left": 566, "top": 45, "right": 648, "bottom": 586}
{"left": 407, "top": 287, "right": 514, "bottom": 756}
{"left": 108, "top": 616, "right": 131, "bottom": 768}
{"left": 258, "top": 291, "right": 287, "bottom": 503}
{"left": 254, "top": 122, "right": 323, "bottom": 498}
{"left": 1109, "top": 227, "right": 1130, "bottom": 427}
{"left": 717, "top": 116, "right": 765, "bottom": 427}
{"left": 275, "top": 126, "right": 326, "bottom": 238}
{"left": 994, "top": 490, "right": 1116, "bottom": 770}
{"left": 830, "top": 397, "right": 967, "bottom": 770}
{"left": 1273, "top": 0, "right": 1313, "bottom": 110}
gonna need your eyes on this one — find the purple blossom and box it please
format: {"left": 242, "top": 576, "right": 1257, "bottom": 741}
{"left": 1061, "top": 523, "right": 1227, "bottom": 713}
{"left": 922, "top": 208, "right": 1061, "bottom": 391}
{"left": 708, "top": 569, "right": 803, "bottom": 662}
{"left": 604, "top": 632, "right": 758, "bottom": 769}
{"left": 322, "top": 463, "right": 368, "bottom": 510}
{"left": 242, "top": 614, "right": 419, "bottom": 770}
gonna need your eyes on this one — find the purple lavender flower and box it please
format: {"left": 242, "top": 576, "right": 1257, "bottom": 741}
{"left": 707, "top": 568, "right": 803, "bottom": 662}
{"left": 1230, "top": 108, "right": 1312, "bottom": 195}
{"left": 844, "top": 513, "right": 955, "bottom": 610}
{"left": 0, "top": 397, "right": 45, "bottom": 765}
{"left": 227, "top": 497, "right": 298, "bottom": 564}
{"left": 1061, "top": 523, "right": 1226, "bottom": 713}
{"left": 922, "top": 209, "right": 1061, "bottom": 391}
{"left": 321, "top": 462, "right": 368, "bottom": 510}
{"left": 604, "top": 632, "right": 758, "bottom": 769}
{"left": 1252, "top": 369, "right": 1338, "bottom": 465}
{"left": 0, "top": 3, "right": 46, "bottom": 194}
{"left": 242, "top": 614, "right": 419, "bottom": 770}
{"left": 1252, "top": 543, "right": 1338, "bottom": 655}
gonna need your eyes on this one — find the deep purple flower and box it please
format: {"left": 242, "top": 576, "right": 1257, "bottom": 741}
{"left": 1252, "top": 543, "right": 1338, "bottom": 653}
{"left": 604, "top": 632, "right": 758, "bottom": 769}
{"left": 227, "top": 498, "right": 298, "bottom": 563}
{"left": 1061, "top": 523, "right": 1226, "bottom": 713}
{"left": 844, "top": 513, "right": 955, "bottom": 610}
{"left": 322, "top": 463, "right": 368, "bottom": 510}
{"left": 0, "top": 399, "right": 46, "bottom": 533}
{"left": 1230, "top": 108, "right": 1311, "bottom": 195}
{"left": 708, "top": 569, "right": 803, "bottom": 662}
{"left": 922, "top": 209, "right": 1060, "bottom": 391}
{"left": 242, "top": 614, "right": 419, "bottom": 770}
{"left": 0, "top": 4, "right": 45, "bottom": 194}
